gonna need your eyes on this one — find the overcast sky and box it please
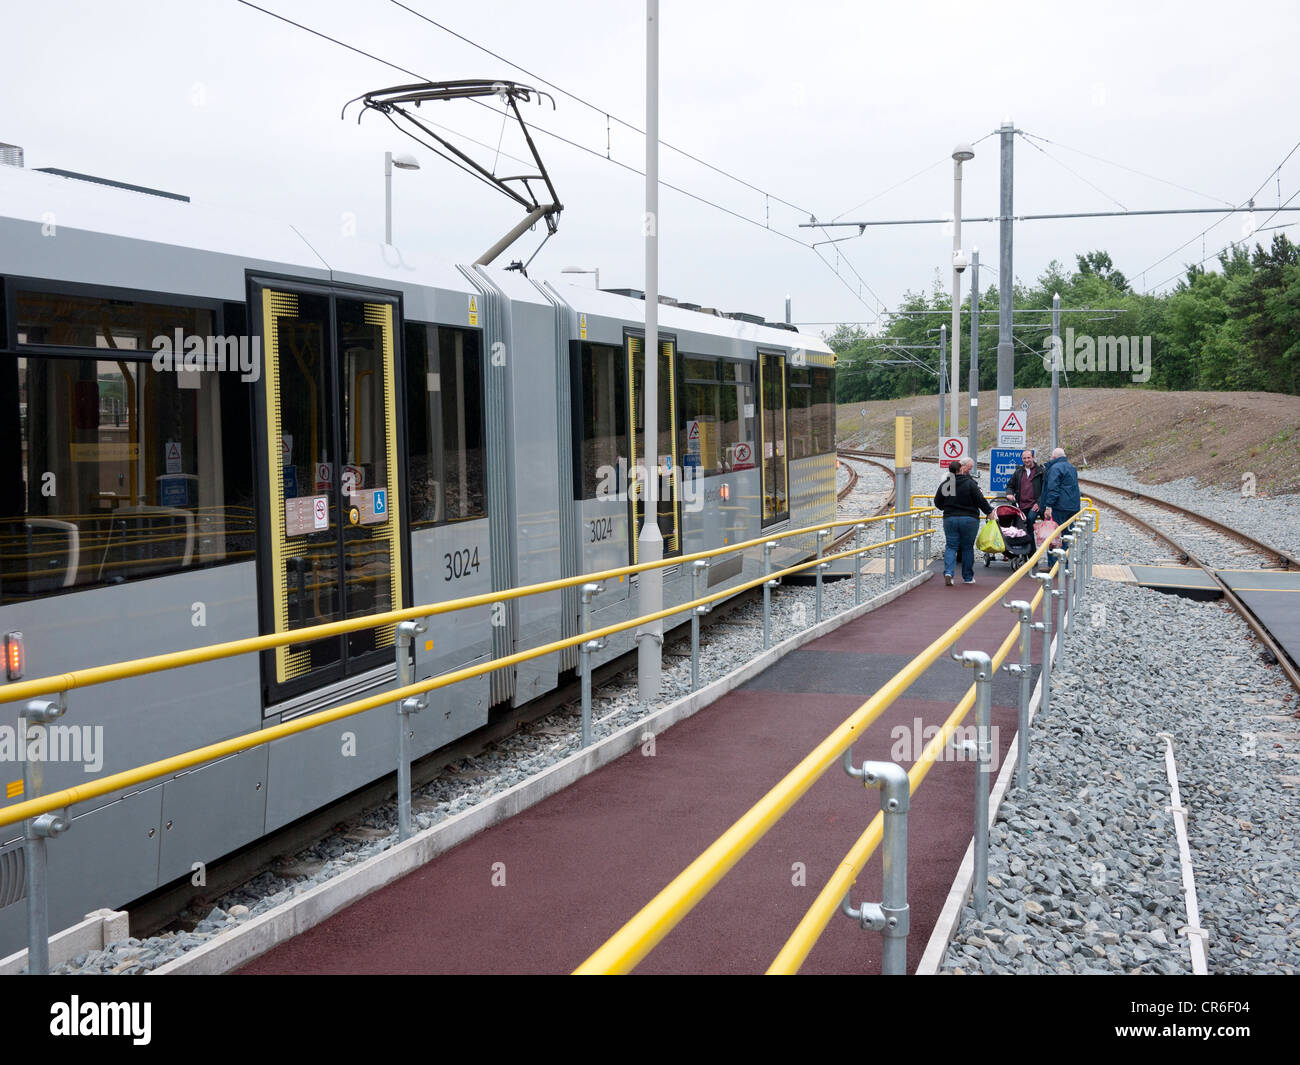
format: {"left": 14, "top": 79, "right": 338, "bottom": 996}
{"left": 6, "top": 0, "right": 1300, "bottom": 332}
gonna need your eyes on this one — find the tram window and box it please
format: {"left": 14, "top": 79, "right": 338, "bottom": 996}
{"left": 0, "top": 354, "right": 255, "bottom": 605}
{"left": 720, "top": 361, "right": 756, "bottom": 470}
{"left": 404, "top": 324, "right": 485, "bottom": 526}
{"left": 788, "top": 366, "right": 812, "bottom": 460}
{"left": 810, "top": 367, "right": 836, "bottom": 455}
{"left": 680, "top": 357, "right": 721, "bottom": 475}
{"left": 16, "top": 291, "right": 214, "bottom": 351}
{"left": 759, "top": 353, "right": 787, "bottom": 522}
{"left": 576, "top": 342, "right": 626, "bottom": 500}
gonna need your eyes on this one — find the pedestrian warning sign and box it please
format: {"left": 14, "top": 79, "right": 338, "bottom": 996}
{"left": 998, "top": 409, "right": 1027, "bottom": 449}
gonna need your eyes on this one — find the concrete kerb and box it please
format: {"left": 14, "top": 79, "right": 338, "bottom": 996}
{"left": 151, "top": 567, "right": 934, "bottom": 975}
{"left": 916, "top": 629, "right": 1060, "bottom": 975}
{"left": 0, "top": 908, "right": 130, "bottom": 976}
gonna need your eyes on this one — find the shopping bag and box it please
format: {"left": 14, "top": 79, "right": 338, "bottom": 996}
{"left": 975, "top": 518, "right": 1006, "bottom": 554}
{"left": 1034, "top": 519, "right": 1061, "bottom": 550}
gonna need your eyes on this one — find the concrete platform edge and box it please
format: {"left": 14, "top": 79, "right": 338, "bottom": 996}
{"left": 151, "top": 569, "right": 933, "bottom": 975}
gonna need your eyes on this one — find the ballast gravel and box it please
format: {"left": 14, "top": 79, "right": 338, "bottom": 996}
{"left": 939, "top": 511, "right": 1299, "bottom": 975}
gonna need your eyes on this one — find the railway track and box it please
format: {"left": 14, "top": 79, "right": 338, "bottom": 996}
{"left": 830, "top": 452, "right": 897, "bottom": 553}
{"left": 840, "top": 447, "right": 1300, "bottom": 692}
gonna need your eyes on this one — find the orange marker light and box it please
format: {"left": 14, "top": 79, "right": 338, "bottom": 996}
{"left": 720, "top": 483, "right": 731, "bottom": 502}
{"left": 4, "top": 632, "right": 22, "bottom": 681}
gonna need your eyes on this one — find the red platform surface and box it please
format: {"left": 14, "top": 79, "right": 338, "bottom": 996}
{"left": 241, "top": 562, "right": 1044, "bottom": 975}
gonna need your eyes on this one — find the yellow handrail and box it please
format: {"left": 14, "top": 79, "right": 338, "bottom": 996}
{"left": 0, "top": 506, "right": 931, "bottom": 706}
{"left": 767, "top": 572, "right": 1050, "bottom": 973}
{"left": 0, "top": 520, "right": 931, "bottom": 832}
{"left": 573, "top": 510, "right": 1091, "bottom": 974}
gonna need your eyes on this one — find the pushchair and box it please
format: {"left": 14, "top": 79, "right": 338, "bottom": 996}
{"left": 982, "top": 502, "right": 1035, "bottom": 570}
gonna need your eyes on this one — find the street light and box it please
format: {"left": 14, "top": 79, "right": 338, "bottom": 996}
{"left": 385, "top": 151, "right": 420, "bottom": 245}
{"left": 950, "top": 142, "right": 974, "bottom": 444}
{"left": 561, "top": 266, "right": 601, "bottom": 289}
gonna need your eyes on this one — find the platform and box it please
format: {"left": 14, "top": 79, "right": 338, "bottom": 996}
{"left": 238, "top": 560, "right": 1045, "bottom": 976}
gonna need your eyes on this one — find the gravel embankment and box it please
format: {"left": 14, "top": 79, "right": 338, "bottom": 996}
{"left": 939, "top": 510, "right": 1300, "bottom": 974}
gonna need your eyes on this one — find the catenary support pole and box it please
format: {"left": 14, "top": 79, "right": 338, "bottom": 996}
{"left": 636, "top": 0, "right": 663, "bottom": 704}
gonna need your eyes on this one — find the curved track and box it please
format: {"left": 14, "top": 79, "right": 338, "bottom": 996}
{"left": 830, "top": 452, "right": 897, "bottom": 554}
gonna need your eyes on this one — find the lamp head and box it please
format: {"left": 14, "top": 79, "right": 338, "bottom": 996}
{"left": 392, "top": 153, "right": 420, "bottom": 171}
{"left": 952, "top": 143, "right": 975, "bottom": 163}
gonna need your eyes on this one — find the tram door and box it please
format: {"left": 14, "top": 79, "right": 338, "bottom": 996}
{"left": 758, "top": 351, "right": 788, "bottom": 524}
{"left": 253, "top": 283, "right": 405, "bottom": 704}
{"left": 626, "top": 334, "right": 681, "bottom": 562}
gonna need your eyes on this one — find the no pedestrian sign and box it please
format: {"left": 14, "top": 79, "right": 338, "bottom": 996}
{"left": 939, "top": 436, "right": 965, "bottom": 467}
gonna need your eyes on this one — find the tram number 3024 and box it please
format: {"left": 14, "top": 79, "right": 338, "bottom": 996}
{"left": 589, "top": 517, "right": 616, "bottom": 543}
{"left": 443, "top": 546, "right": 481, "bottom": 581}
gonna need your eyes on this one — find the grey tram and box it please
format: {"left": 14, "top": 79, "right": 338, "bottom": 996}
{"left": 0, "top": 164, "right": 836, "bottom": 951}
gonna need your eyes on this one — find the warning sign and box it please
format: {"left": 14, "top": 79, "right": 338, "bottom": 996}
{"left": 468, "top": 295, "right": 479, "bottom": 327}
{"left": 998, "top": 410, "right": 1027, "bottom": 449}
{"left": 731, "top": 441, "right": 754, "bottom": 470}
{"left": 315, "top": 462, "right": 333, "bottom": 493}
{"left": 579, "top": 313, "right": 588, "bottom": 340}
{"left": 164, "top": 440, "right": 182, "bottom": 474}
{"left": 939, "top": 436, "right": 966, "bottom": 468}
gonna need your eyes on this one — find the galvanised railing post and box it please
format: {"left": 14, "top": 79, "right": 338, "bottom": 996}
{"left": 762, "top": 541, "right": 777, "bottom": 649}
{"left": 1001, "top": 599, "right": 1034, "bottom": 784}
{"left": 395, "top": 620, "right": 428, "bottom": 842}
{"left": 886, "top": 518, "right": 896, "bottom": 587}
{"left": 580, "top": 582, "right": 605, "bottom": 746}
{"left": 690, "top": 560, "right": 710, "bottom": 691}
{"left": 1031, "top": 569, "right": 1054, "bottom": 718}
{"left": 1066, "top": 533, "right": 1076, "bottom": 624}
{"left": 953, "top": 649, "right": 994, "bottom": 916}
{"left": 815, "top": 528, "right": 830, "bottom": 625}
{"left": 20, "top": 695, "right": 69, "bottom": 975}
{"left": 853, "top": 523, "right": 865, "bottom": 605}
{"left": 1050, "top": 548, "right": 1069, "bottom": 672}
{"left": 842, "top": 754, "right": 910, "bottom": 975}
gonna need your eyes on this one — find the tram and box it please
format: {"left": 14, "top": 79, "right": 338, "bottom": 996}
{"left": 0, "top": 161, "right": 836, "bottom": 950}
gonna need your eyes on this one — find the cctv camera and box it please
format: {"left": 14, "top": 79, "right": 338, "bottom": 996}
{"left": 953, "top": 249, "right": 969, "bottom": 273}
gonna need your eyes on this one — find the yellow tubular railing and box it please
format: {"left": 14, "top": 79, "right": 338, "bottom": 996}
{"left": 0, "top": 507, "right": 932, "bottom": 708}
{"left": 0, "top": 515, "right": 934, "bottom": 832}
{"left": 767, "top": 572, "right": 1050, "bottom": 973}
{"left": 574, "top": 509, "right": 1091, "bottom": 975}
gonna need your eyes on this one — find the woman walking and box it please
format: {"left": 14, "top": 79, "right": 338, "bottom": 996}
{"left": 933, "top": 459, "right": 993, "bottom": 586}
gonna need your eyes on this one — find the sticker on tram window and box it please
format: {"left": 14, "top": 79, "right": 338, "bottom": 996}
{"left": 346, "top": 486, "right": 389, "bottom": 526}
{"left": 286, "top": 494, "right": 330, "bottom": 537}
{"left": 443, "top": 546, "right": 481, "bottom": 581}
{"left": 589, "top": 516, "right": 615, "bottom": 543}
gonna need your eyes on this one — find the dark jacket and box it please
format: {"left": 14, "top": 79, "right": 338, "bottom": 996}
{"left": 934, "top": 472, "right": 993, "bottom": 520}
{"left": 1040, "top": 456, "right": 1081, "bottom": 516}
{"left": 1007, "top": 463, "right": 1044, "bottom": 511}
